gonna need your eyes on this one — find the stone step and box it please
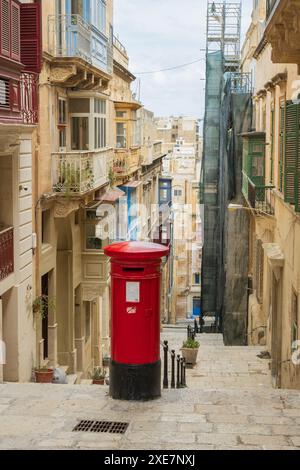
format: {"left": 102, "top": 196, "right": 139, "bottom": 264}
{"left": 80, "top": 379, "right": 93, "bottom": 385}
{"left": 67, "top": 374, "right": 77, "bottom": 385}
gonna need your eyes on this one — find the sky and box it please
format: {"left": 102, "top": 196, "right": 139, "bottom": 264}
{"left": 114, "top": 0, "right": 254, "bottom": 119}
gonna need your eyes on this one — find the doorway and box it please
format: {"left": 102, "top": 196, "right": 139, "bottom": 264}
{"left": 193, "top": 297, "right": 201, "bottom": 317}
{"left": 41, "top": 273, "right": 49, "bottom": 360}
{"left": 270, "top": 271, "right": 282, "bottom": 388}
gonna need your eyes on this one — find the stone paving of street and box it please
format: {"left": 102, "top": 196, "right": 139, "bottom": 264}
{"left": 0, "top": 327, "right": 300, "bottom": 450}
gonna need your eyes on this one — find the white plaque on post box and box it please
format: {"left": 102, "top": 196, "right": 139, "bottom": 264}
{"left": 126, "top": 282, "right": 140, "bottom": 303}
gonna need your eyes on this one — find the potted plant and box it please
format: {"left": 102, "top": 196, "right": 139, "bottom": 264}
{"left": 181, "top": 338, "right": 200, "bottom": 366}
{"left": 91, "top": 367, "right": 106, "bottom": 385}
{"left": 32, "top": 295, "right": 56, "bottom": 319}
{"left": 34, "top": 367, "right": 54, "bottom": 383}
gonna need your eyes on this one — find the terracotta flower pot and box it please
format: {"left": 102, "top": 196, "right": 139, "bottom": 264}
{"left": 181, "top": 348, "right": 199, "bottom": 365}
{"left": 35, "top": 369, "right": 54, "bottom": 383}
{"left": 93, "top": 378, "right": 105, "bottom": 385}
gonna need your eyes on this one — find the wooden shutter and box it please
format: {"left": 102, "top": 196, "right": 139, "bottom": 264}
{"left": 11, "top": 1, "right": 20, "bottom": 62}
{"left": 270, "top": 107, "right": 274, "bottom": 183}
{"left": 1, "top": 0, "right": 10, "bottom": 57}
{"left": 20, "top": 2, "right": 42, "bottom": 73}
{"left": 279, "top": 102, "right": 285, "bottom": 192}
{"left": 296, "top": 109, "right": 300, "bottom": 212}
{"left": 284, "top": 102, "right": 299, "bottom": 204}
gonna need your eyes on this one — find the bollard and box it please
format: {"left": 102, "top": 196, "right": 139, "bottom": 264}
{"left": 171, "top": 350, "right": 175, "bottom": 389}
{"left": 199, "top": 315, "right": 204, "bottom": 333}
{"left": 194, "top": 318, "right": 198, "bottom": 334}
{"left": 180, "top": 357, "right": 184, "bottom": 387}
{"left": 176, "top": 355, "right": 181, "bottom": 389}
{"left": 183, "top": 358, "right": 187, "bottom": 387}
{"left": 187, "top": 325, "right": 191, "bottom": 340}
{"left": 163, "top": 340, "right": 169, "bottom": 389}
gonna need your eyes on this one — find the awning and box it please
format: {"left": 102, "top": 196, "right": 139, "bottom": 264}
{"left": 122, "top": 181, "right": 142, "bottom": 188}
{"left": 95, "top": 188, "right": 126, "bottom": 203}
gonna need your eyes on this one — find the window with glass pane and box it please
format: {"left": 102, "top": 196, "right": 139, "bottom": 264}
{"left": 86, "top": 222, "right": 103, "bottom": 250}
{"left": 116, "top": 110, "right": 127, "bottom": 118}
{"left": 71, "top": 117, "right": 89, "bottom": 150}
{"left": 58, "top": 98, "right": 66, "bottom": 124}
{"left": 59, "top": 128, "right": 66, "bottom": 148}
{"left": 94, "top": 98, "right": 106, "bottom": 149}
{"left": 116, "top": 122, "right": 127, "bottom": 148}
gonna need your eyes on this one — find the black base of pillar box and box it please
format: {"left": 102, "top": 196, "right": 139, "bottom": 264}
{"left": 110, "top": 359, "right": 161, "bottom": 401}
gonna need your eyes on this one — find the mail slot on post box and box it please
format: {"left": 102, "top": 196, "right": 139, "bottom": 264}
{"left": 104, "top": 241, "right": 170, "bottom": 400}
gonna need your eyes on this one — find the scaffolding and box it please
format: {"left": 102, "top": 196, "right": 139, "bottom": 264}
{"left": 207, "top": 1, "right": 241, "bottom": 72}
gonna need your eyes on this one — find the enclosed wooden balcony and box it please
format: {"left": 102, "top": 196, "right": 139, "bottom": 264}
{"left": 52, "top": 148, "right": 113, "bottom": 195}
{"left": 265, "top": 0, "right": 300, "bottom": 69}
{"left": 113, "top": 148, "right": 141, "bottom": 177}
{"left": 46, "top": 14, "right": 112, "bottom": 89}
{"left": 0, "top": 227, "right": 14, "bottom": 282}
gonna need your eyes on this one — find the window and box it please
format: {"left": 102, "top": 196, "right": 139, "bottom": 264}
{"left": 94, "top": 99, "right": 106, "bottom": 149}
{"left": 58, "top": 98, "right": 67, "bottom": 149}
{"left": 194, "top": 273, "right": 200, "bottom": 285}
{"left": 92, "top": 0, "right": 106, "bottom": 34}
{"left": 84, "top": 301, "right": 91, "bottom": 342}
{"left": 58, "top": 98, "right": 66, "bottom": 124}
{"left": 255, "top": 239, "right": 264, "bottom": 303}
{"left": 71, "top": 117, "right": 89, "bottom": 150}
{"left": 0, "top": 78, "right": 9, "bottom": 108}
{"left": 85, "top": 209, "right": 104, "bottom": 250}
{"left": 42, "top": 210, "right": 51, "bottom": 245}
{"left": 116, "top": 122, "right": 127, "bottom": 148}
{"left": 116, "top": 110, "right": 127, "bottom": 118}
{"left": 174, "top": 189, "right": 182, "bottom": 197}
{"left": 292, "top": 290, "right": 298, "bottom": 350}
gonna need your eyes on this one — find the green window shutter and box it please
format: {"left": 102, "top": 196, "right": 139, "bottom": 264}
{"left": 279, "top": 103, "right": 285, "bottom": 192}
{"left": 270, "top": 108, "right": 274, "bottom": 184}
{"left": 284, "top": 102, "right": 299, "bottom": 204}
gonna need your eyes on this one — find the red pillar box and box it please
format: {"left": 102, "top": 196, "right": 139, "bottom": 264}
{"left": 104, "top": 241, "right": 169, "bottom": 401}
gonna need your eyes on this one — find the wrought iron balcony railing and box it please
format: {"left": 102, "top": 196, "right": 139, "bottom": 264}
{"left": 242, "top": 173, "right": 275, "bottom": 215}
{"left": 21, "top": 72, "right": 39, "bottom": 124}
{"left": 266, "top": 0, "right": 278, "bottom": 20}
{"left": 52, "top": 148, "right": 113, "bottom": 194}
{"left": 0, "top": 227, "right": 14, "bottom": 282}
{"left": 113, "top": 35, "right": 127, "bottom": 56}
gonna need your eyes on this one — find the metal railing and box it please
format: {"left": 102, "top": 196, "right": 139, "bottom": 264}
{"left": 228, "top": 72, "right": 252, "bottom": 94}
{"left": 52, "top": 148, "right": 112, "bottom": 194}
{"left": 113, "top": 149, "right": 141, "bottom": 175}
{"left": 21, "top": 72, "right": 39, "bottom": 124}
{"left": 266, "top": 0, "right": 278, "bottom": 20}
{"left": 242, "top": 173, "right": 275, "bottom": 215}
{"left": 0, "top": 227, "right": 14, "bottom": 281}
{"left": 48, "top": 14, "right": 112, "bottom": 75}
{"left": 113, "top": 35, "right": 127, "bottom": 55}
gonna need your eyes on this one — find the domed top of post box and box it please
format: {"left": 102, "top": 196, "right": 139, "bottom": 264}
{"left": 104, "top": 241, "right": 169, "bottom": 261}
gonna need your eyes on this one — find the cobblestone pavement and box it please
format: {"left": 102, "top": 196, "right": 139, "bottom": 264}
{"left": 0, "top": 328, "right": 300, "bottom": 450}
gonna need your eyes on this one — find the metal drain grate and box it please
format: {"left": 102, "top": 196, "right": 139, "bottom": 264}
{"left": 73, "top": 420, "right": 129, "bottom": 434}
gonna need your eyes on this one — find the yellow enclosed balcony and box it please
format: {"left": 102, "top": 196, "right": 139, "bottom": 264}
{"left": 52, "top": 148, "right": 113, "bottom": 195}
{"left": 113, "top": 148, "right": 141, "bottom": 177}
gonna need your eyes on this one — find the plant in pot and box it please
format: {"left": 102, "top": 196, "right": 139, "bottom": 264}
{"left": 34, "top": 367, "right": 54, "bottom": 383}
{"left": 32, "top": 295, "right": 56, "bottom": 319}
{"left": 181, "top": 337, "right": 200, "bottom": 366}
{"left": 91, "top": 367, "right": 106, "bottom": 385}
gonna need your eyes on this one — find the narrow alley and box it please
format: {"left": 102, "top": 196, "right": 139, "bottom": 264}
{"left": 0, "top": 327, "right": 299, "bottom": 451}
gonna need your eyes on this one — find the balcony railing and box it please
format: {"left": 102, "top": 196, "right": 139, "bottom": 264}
{"left": 228, "top": 73, "right": 253, "bottom": 94}
{"left": 48, "top": 15, "right": 113, "bottom": 75}
{"left": 48, "top": 15, "right": 92, "bottom": 63}
{"left": 21, "top": 72, "right": 39, "bottom": 124}
{"left": 113, "top": 35, "right": 127, "bottom": 56}
{"left": 0, "top": 227, "right": 14, "bottom": 282}
{"left": 242, "top": 173, "right": 275, "bottom": 215}
{"left": 52, "top": 149, "right": 112, "bottom": 194}
{"left": 113, "top": 148, "right": 141, "bottom": 176}
{"left": 266, "top": 0, "right": 278, "bottom": 20}
{"left": 153, "top": 141, "right": 163, "bottom": 159}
